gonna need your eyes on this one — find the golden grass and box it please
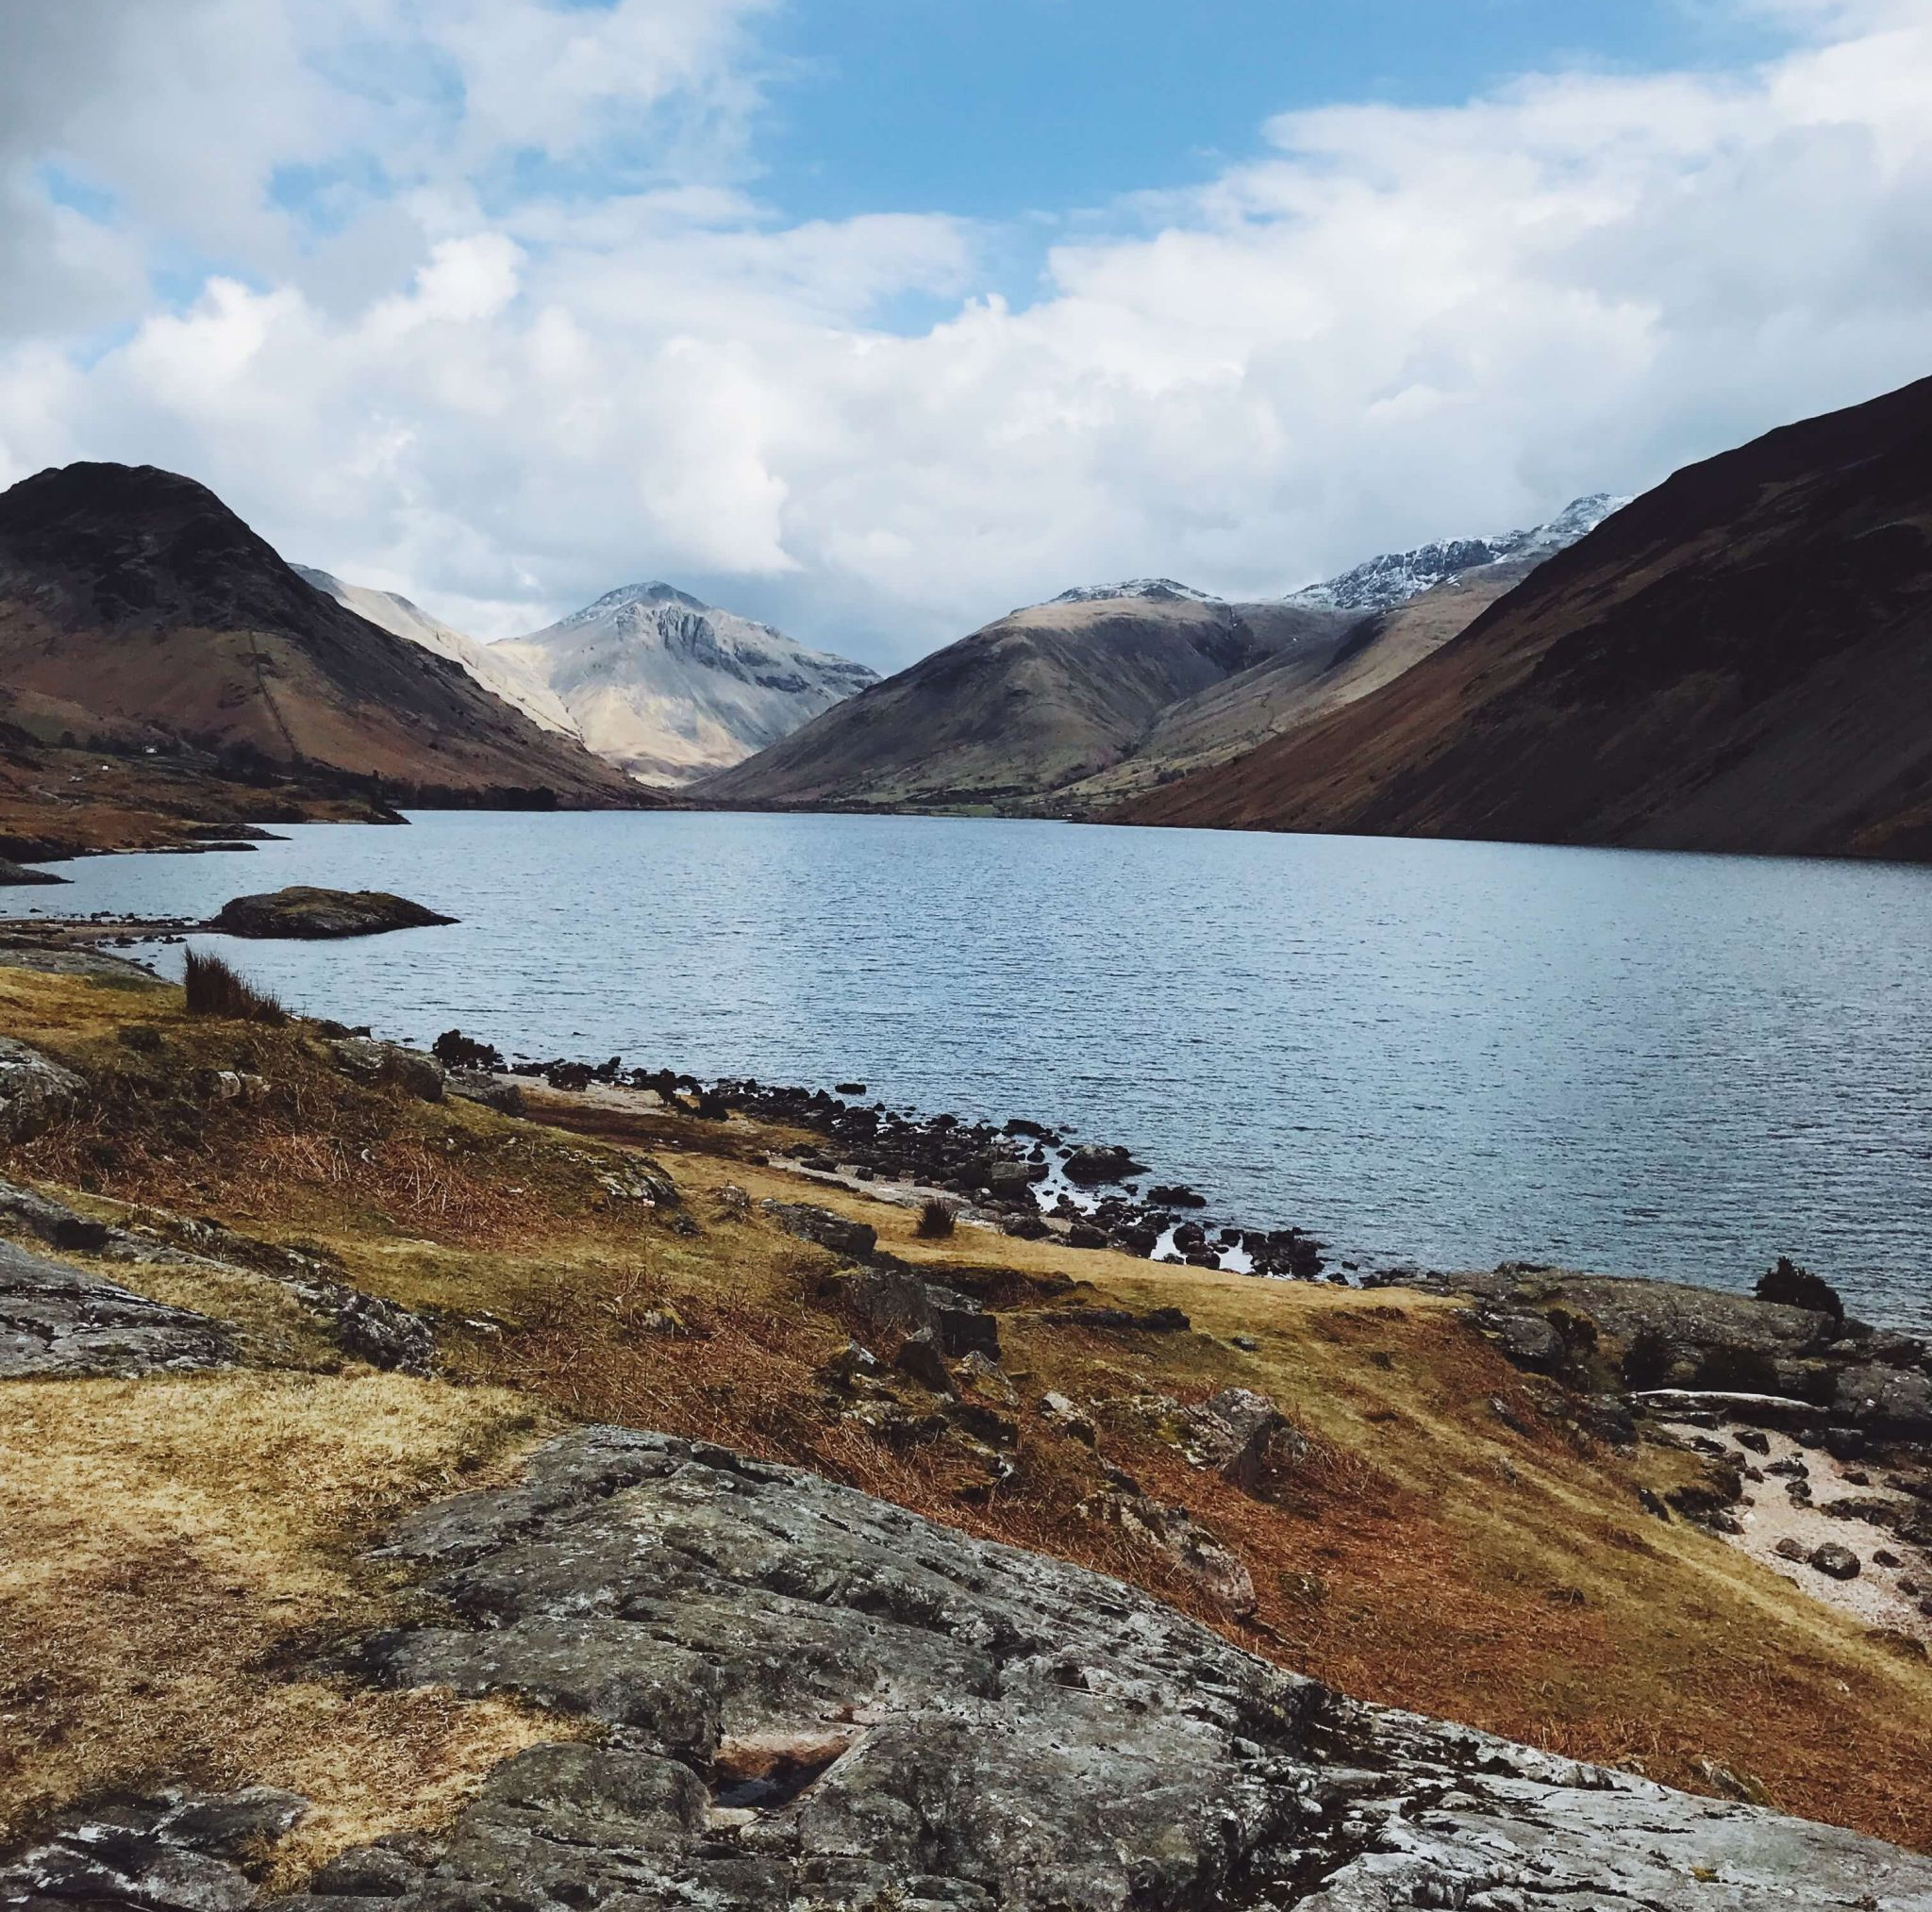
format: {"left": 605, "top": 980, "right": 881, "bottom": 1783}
{"left": 2, "top": 969, "right": 1929, "bottom": 1853}
{"left": 0, "top": 1372, "right": 569, "bottom": 1872}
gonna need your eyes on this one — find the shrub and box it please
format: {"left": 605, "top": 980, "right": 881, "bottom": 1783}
{"left": 1755, "top": 1255, "right": 1843, "bottom": 1322}
{"left": 432, "top": 1028, "right": 504, "bottom": 1071}
{"left": 914, "top": 1195, "right": 957, "bottom": 1239}
{"left": 182, "top": 948, "right": 287, "bottom": 1025}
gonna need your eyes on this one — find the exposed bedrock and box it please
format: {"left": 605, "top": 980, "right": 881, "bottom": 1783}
{"left": 230, "top": 1426, "right": 1932, "bottom": 1911}
{"left": 0, "top": 1235, "right": 231, "bottom": 1379}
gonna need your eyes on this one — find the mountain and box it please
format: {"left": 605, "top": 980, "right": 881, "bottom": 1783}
{"left": 292, "top": 567, "right": 580, "bottom": 740}
{"left": 692, "top": 582, "right": 1354, "bottom": 811}
{"left": 0, "top": 462, "right": 642, "bottom": 806}
{"left": 1124, "top": 377, "right": 1932, "bottom": 860}
{"left": 494, "top": 584, "right": 878, "bottom": 787}
{"left": 1286, "top": 494, "right": 1626, "bottom": 613}
{"left": 1052, "top": 557, "right": 1548, "bottom": 810}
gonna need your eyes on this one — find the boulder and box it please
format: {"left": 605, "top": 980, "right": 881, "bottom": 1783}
{"left": 1833, "top": 1364, "right": 1932, "bottom": 1435}
{"left": 0, "top": 1037, "right": 86, "bottom": 1143}
{"left": 1808, "top": 1542, "right": 1862, "bottom": 1581}
{"left": 273, "top": 1427, "right": 1932, "bottom": 1912}
{"left": 0, "top": 1238, "right": 231, "bottom": 1379}
{"left": 209, "top": 887, "right": 457, "bottom": 939}
{"left": 444, "top": 1067, "right": 525, "bottom": 1115}
{"left": 326, "top": 1038, "right": 445, "bottom": 1104}
{"left": 761, "top": 1200, "right": 876, "bottom": 1260}
{"left": 1061, "top": 1143, "right": 1149, "bottom": 1186}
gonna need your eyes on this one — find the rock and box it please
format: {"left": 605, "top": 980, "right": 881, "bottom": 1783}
{"left": 820, "top": 1339, "right": 887, "bottom": 1393}
{"left": 1834, "top": 1364, "right": 1932, "bottom": 1436}
{"left": 0, "top": 856, "right": 65, "bottom": 887}
{"left": 325, "top": 1039, "right": 444, "bottom": 1104}
{"left": 1736, "top": 1428, "right": 1771, "bottom": 1455}
{"left": 313, "top": 1427, "right": 1932, "bottom": 1912}
{"left": 1061, "top": 1143, "right": 1149, "bottom": 1186}
{"left": 1046, "top": 1304, "right": 1191, "bottom": 1335}
{"left": 1147, "top": 1183, "right": 1207, "bottom": 1207}
{"left": 1484, "top": 1309, "right": 1566, "bottom": 1372}
{"left": 0, "top": 1239, "right": 231, "bottom": 1378}
{"left": 209, "top": 887, "right": 458, "bottom": 939}
{"left": 1231, "top": 1333, "right": 1260, "bottom": 1352}
{"left": 1173, "top": 1388, "right": 1304, "bottom": 1493}
{"left": 891, "top": 1329, "right": 955, "bottom": 1395}
{"left": 1809, "top": 1542, "right": 1862, "bottom": 1581}
{"left": 1000, "top": 1212, "right": 1051, "bottom": 1240}
{"left": 1774, "top": 1537, "right": 1810, "bottom": 1563}
{"left": 0, "top": 1787, "right": 307, "bottom": 1912}
{"left": 0, "top": 1037, "right": 86, "bottom": 1143}
{"left": 987, "top": 1160, "right": 1035, "bottom": 1199}
{"left": 444, "top": 1068, "right": 525, "bottom": 1116}
{"left": 761, "top": 1201, "right": 876, "bottom": 1260}
{"left": 1039, "top": 1390, "right": 1097, "bottom": 1445}
{"left": 1874, "top": 1549, "right": 1903, "bottom": 1569}
{"left": 0, "top": 1176, "right": 110, "bottom": 1253}
{"left": 831, "top": 1259, "right": 1000, "bottom": 1361}
{"left": 1065, "top": 1221, "right": 1109, "bottom": 1249}
{"left": 1084, "top": 1487, "right": 1257, "bottom": 1615}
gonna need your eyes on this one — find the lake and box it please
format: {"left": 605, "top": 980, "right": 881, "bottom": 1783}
{"left": 9, "top": 810, "right": 1932, "bottom": 1328}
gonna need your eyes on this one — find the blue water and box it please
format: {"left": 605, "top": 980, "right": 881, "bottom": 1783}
{"left": 9, "top": 811, "right": 1932, "bottom": 1328}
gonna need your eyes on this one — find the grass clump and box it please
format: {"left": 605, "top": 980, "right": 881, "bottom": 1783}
{"left": 914, "top": 1195, "right": 957, "bottom": 1239}
{"left": 184, "top": 947, "right": 287, "bottom": 1024}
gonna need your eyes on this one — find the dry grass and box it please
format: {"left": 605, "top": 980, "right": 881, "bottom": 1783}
{"left": 183, "top": 948, "right": 288, "bottom": 1024}
{"left": 914, "top": 1195, "right": 958, "bottom": 1239}
{"left": 2, "top": 970, "right": 1930, "bottom": 1854}
{"left": 0, "top": 1372, "right": 571, "bottom": 1874}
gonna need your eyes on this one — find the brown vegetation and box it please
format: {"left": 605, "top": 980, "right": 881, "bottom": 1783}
{"left": 184, "top": 948, "right": 288, "bottom": 1023}
{"left": 1, "top": 962, "right": 1929, "bottom": 1863}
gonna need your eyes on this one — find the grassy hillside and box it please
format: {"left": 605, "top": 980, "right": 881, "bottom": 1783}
{"left": 2, "top": 958, "right": 1928, "bottom": 1873}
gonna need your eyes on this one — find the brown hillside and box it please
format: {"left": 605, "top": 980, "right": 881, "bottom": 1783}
{"left": 0, "top": 463, "right": 646, "bottom": 808}
{"left": 1125, "top": 377, "right": 1932, "bottom": 860}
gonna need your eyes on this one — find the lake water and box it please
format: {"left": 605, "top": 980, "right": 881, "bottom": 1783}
{"left": 9, "top": 810, "right": 1932, "bottom": 1328}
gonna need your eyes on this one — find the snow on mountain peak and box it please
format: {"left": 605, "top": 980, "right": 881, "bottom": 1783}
{"left": 497, "top": 584, "right": 877, "bottom": 787}
{"left": 1048, "top": 577, "right": 1222, "bottom": 607}
{"left": 1286, "top": 494, "right": 1629, "bottom": 613}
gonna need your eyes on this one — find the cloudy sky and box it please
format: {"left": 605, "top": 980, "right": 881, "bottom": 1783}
{"left": 1, "top": 0, "right": 1928, "bottom": 665}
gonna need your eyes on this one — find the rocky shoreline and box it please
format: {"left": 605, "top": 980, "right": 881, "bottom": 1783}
{"left": 481, "top": 1043, "right": 1331, "bottom": 1279}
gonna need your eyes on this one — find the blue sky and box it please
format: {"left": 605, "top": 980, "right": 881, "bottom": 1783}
{"left": 2, "top": 0, "right": 1927, "bottom": 661}
{"left": 755, "top": 0, "right": 1787, "bottom": 226}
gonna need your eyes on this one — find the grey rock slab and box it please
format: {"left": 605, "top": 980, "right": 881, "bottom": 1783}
{"left": 0, "top": 1036, "right": 87, "bottom": 1144}
{"left": 0, "top": 1786, "right": 306, "bottom": 1912}
{"left": 308, "top": 1425, "right": 1932, "bottom": 1910}
{"left": 0, "top": 1237, "right": 230, "bottom": 1379}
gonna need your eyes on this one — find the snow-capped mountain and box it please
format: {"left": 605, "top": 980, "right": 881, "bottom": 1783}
{"left": 1286, "top": 494, "right": 1628, "bottom": 614}
{"left": 1048, "top": 578, "right": 1221, "bottom": 607}
{"left": 294, "top": 566, "right": 580, "bottom": 740}
{"left": 495, "top": 584, "right": 879, "bottom": 788}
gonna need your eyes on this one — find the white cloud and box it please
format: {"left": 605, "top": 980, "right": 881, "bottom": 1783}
{"left": 1, "top": 1, "right": 1928, "bottom": 665}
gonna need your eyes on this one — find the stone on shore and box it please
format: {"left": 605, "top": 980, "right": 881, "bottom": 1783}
{"left": 0, "top": 1036, "right": 87, "bottom": 1143}
{"left": 209, "top": 887, "right": 458, "bottom": 939}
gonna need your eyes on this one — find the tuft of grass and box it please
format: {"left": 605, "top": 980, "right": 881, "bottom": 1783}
{"left": 914, "top": 1195, "right": 957, "bottom": 1239}
{"left": 184, "top": 947, "right": 287, "bottom": 1024}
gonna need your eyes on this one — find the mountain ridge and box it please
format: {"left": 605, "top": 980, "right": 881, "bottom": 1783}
{"left": 1124, "top": 377, "right": 1932, "bottom": 859}
{"left": 0, "top": 461, "right": 642, "bottom": 806}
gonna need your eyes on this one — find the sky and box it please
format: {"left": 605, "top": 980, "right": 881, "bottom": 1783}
{"left": 0, "top": 0, "right": 1928, "bottom": 667}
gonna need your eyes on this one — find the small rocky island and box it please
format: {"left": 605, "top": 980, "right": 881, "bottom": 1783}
{"left": 209, "top": 887, "right": 458, "bottom": 939}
